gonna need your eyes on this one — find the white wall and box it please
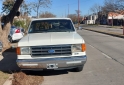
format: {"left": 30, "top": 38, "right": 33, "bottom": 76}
{"left": 85, "top": 15, "right": 98, "bottom": 24}
{"left": 85, "top": 20, "right": 96, "bottom": 24}
{"left": 108, "top": 15, "right": 124, "bottom": 19}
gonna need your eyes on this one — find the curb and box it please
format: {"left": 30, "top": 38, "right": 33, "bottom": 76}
{"left": 84, "top": 28, "right": 124, "bottom": 38}
{"left": 3, "top": 74, "right": 13, "bottom": 85}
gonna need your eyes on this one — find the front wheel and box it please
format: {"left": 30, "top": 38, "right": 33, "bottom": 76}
{"left": 74, "top": 65, "right": 84, "bottom": 72}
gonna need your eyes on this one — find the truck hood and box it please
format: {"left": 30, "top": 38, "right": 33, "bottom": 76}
{"left": 18, "top": 32, "right": 84, "bottom": 46}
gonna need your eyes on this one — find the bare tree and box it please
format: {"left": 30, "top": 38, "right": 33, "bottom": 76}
{"left": 115, "top": 0, "right": 124, "bottom": 10}
{"left": 68, "top": 14, "right": 83, "bottom": 24}
{"left": 90, "top": 4, "right": 101, "bottom": 14}
{"left": 32, "top": 0, "right": 51, "bottom": 18}
{"left": 68, "top": 14, "right": 77, "bottom": 23}
{"left": 101, "top": 0, "right": 119, "bottom": 26}
{"left": 102, "top": 0, "right": 118, "bottom": 13}
{"left": 20, "top": 1, "right": 32, "bottom": 16}
{"left": 39, "top": 11, "right": 56, "bottom": 18}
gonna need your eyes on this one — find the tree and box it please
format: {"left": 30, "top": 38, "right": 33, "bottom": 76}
{"left": 75, "top": 10, "right": 81, "bottom": 25}
{"left": 75, "top": 10, "right": 81, "bottom": 16}
{"left": 67, "top": 14, "right": 83, "bottom": 24}
{"left": 90, "top": 4, "right": 101, "bottom": 24}
{"left": 32, "top": 0, "right": 51, "bottom": 18}
{"left": 20, "top": 1, "right": 32, "bottom": 16}
{"left": 102, "top": 0, "right": 118, "bottom": 13}
{"left": 0, "top": 0, "right": 23, "bottom": 50}
{"left": 39, "top": 11, "right": 56, "bottom": 18}
{"left": 90, "top": 4, "right": 101, "bottom": 14}
{"left": 115, "top": 0, "right": 124, "bottom": 10}
{"left": 2, "top": 0, "right": 15, "bottom": 15}
{"left": 101, "top": 0, "right": 119, "bottom": 26}
{"left": 67, "top": 14, "right": 77, "bottom": 23}
{"left": 2, "top": 0, "right": 31, "bottom": 16}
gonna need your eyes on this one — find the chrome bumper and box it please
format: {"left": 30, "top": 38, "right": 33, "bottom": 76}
{"left": 17, "top": 56, "right": 87, "bottom": 70}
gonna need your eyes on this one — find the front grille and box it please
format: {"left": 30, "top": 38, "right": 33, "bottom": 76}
{"left": 31, "top": 45, "right": 72, "bottom": 57}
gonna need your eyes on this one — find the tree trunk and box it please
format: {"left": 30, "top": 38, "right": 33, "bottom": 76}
{"left": 112, "top": 15, "right": 113, "bottom": 26}
{"left": 122, "top": 19, "right": 124, "bottom": 35}
{"left": 0, "top": 22, "right": 11, "bottom": 48}
{"left": 37, "top": 6, "right": 39, "bottom": 18}
{"left": 0, "top": 0, "right": 23, "bottom": 51}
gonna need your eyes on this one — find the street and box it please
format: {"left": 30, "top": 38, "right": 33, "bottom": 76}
{"left": 1, "top": 26, "right": 124, "bottom": 85}
{"left": 41, "top": 28, "right": 124, "bottom": 85}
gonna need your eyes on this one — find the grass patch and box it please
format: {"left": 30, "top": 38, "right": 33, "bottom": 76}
{"left": 0, "top": 71, "right": 10, "bottom": 85}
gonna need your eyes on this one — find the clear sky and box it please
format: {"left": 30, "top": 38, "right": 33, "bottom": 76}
{"left": 0, "top": 0, "right": 105, "bottom": 17}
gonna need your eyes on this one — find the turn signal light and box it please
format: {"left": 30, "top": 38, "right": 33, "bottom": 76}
{"left": 82, "top": 44, "right": 86, "bottom": 52}
{"left": 16, "top": 47, "right": 21, "bottom": 55}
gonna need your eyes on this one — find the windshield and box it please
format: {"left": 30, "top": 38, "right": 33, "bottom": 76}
{"left": 28, "top": 19, "right": 75, "bottom": 33}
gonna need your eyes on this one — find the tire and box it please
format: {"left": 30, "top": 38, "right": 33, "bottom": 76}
{"left": 8, "top": 36, "right": 13, "bottom": 43}
{"left": 74, "top": 65, "right": 84, "bottom": 72}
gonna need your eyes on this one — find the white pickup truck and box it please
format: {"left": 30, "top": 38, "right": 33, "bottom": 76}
{"left": 16, "top": 18, "right": 87, "bottom": 72}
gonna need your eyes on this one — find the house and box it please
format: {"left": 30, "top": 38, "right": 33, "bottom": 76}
{"left": 108, "top": 11, "right": 124, "bottom": 26}
{"left": 84, "top": 14, "right": 98, "bottom": 24}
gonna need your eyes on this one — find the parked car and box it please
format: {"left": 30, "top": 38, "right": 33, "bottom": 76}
{"left": 16, "top": 18, "right": 87, "bottom": 72}
{"left": 8, "top": 26, "right": 24, "bottom": 43}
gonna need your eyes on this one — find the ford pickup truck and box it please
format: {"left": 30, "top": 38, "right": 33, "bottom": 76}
{"left": 16, "top": 18, "right": 87, "bottom": 72}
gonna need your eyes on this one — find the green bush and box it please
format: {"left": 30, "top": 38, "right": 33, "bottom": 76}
{"left": 13, "top": 20, "right": 25, "bottom": 28}
{"left": 13, "top": 18, "right": 31, "bottom": 31}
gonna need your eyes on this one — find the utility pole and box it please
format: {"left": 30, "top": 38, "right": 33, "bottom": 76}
{"left": 68, "top": 4, "right": 69, "bottom": 17}
{"left": 78, "top": 0, "right": 80, "bottom": 27}
{"left": 65, "top": 9, "right": 66, "bottom": 18}
{"left": 122, "top": 16, "right": 124, "bottom": 35}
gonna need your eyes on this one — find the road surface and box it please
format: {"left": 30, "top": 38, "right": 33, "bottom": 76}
{"left": 41, "top": 29, "right": 124, "bottom": 85}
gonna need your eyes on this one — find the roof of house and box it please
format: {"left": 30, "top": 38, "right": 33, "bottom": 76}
{"left": 108, "top": 10, "right": 124, "bottom": 17}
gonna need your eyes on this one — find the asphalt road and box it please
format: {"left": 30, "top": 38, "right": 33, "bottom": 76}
{"left": 40, "top": 29, "right": 124, "bottom": 85}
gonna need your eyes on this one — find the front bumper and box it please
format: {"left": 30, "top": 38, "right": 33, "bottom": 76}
{"left": 17, "top": 56, "right": 87, "bottom": 70}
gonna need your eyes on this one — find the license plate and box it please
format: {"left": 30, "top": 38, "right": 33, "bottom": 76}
{"left": 47, "top": 64, "right": 58, "bottom": 69}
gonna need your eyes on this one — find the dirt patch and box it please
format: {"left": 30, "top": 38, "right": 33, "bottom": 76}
{"left": 12, "top": 72, "right": 44, "bottom": 85}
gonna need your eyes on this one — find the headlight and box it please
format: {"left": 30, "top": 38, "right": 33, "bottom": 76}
{"left": 16, "top": 47, "right": 30, "bottom": 55}
{"left": 72, "top": 44, "right": 86, "bottom": 52}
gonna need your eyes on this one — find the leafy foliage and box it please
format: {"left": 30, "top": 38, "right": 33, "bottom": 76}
{"left": 13, "top": 18, "right": 31, "bottom": 30}
{"left": 2, "top": 0, "right": 31, "bottom": 15}
{"left": 13, "top": 20, "right": 25, "bottom": 28}
{"left": 2, "top": 0, "right": 15, "bottom": 14}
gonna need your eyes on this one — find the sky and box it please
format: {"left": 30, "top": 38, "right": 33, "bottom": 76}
{"left": 0, "top": 0, "right": 105, "bottom": 17}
